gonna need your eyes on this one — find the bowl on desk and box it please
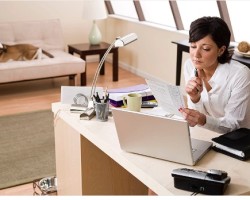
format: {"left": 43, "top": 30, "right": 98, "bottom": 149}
{"left": 234, "top": 48, "right": 250, "bottom": 58}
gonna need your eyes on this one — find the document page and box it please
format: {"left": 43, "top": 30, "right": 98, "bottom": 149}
{"left": 146, "top": 79, "right": 185, "bottom": 117}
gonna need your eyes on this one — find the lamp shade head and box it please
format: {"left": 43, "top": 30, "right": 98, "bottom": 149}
{"left": 114, "top": 33, "right": 138, "bottom": 47}
{"left": 82, "top": 0, "right": 107, "bottom": 20}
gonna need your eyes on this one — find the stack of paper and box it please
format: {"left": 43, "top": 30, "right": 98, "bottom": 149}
{"left": 108, "top": 84, "right": 155, "bottom": 107}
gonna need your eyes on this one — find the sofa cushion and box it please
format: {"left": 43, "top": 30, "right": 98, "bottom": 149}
{"left": 0, "top": 50, "right": 85, "bottom": 83}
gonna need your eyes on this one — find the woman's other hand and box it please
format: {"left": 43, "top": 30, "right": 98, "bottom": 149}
{"left": 179, "top": 108, "right": 206, "bottom": 127}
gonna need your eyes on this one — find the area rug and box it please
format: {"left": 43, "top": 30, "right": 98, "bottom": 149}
{"left": 0, "top": 110, "right": 56, "bottom": 189}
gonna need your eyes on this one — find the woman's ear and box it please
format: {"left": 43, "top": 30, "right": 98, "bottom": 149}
{"left": 218, "top": 46, "right": 226, "bottom": 57}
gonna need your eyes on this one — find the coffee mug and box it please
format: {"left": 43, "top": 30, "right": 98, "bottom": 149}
{"left": 123, "top": 93, "right": 142, "bottom": 112}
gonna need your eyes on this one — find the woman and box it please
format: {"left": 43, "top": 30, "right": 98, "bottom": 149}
{"left": 179, "top": 16, "right": 250, "bottom": 133}
{"left": 148, "top": 16, "right": 250, "bottom": 196}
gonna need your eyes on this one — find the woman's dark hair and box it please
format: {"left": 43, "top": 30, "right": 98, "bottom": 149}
{"left": 189, "top": 16, "right": 232, "bottom": 63}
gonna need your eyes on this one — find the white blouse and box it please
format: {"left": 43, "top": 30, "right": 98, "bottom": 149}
{"left": 184, "top": 58, "right": 250, "bottom": 133}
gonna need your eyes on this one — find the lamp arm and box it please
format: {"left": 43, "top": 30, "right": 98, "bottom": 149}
{"left": 90, "top": 33, "right": 138, "bottom": 101}
{"left": 90, "top": 40, "right": 116, "bottom": 99}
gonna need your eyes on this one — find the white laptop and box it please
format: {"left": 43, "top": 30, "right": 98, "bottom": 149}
{"left": 112, "top": 108, "right": 212, "bottom": 166}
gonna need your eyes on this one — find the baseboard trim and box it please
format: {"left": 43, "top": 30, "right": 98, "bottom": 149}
{"left": 86, "top": 56, "right": 162, "bottom": 82}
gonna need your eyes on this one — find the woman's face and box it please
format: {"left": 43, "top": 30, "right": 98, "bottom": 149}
{"left": 189, "top": 35, "right": 224, "bottom": 72}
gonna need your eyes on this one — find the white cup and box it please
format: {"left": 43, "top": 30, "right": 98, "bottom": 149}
{"left": 123, "top": 93, "right": 142, "bottom": 112}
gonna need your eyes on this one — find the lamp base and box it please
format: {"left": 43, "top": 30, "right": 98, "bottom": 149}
{"left": 89, "top": 20, "right": 102, "bottom": 45}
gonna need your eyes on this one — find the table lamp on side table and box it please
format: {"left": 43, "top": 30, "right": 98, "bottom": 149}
{"left": 82, "top": 0, "right": 107, "bottom": 45}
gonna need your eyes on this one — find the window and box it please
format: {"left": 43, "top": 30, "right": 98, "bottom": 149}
{"left": 110, "top": 0, "right": 138, "bottom": 20}
{"left": 227, "top": 0, "right": 250, "bottom": 42}
{"left": 140, "top": 0, "right": 176, "bottom": 28}
{"left": 107, "top": 0, "right": 249, "bottom": 42}
{"left": 175, "top": 0, "right": 220, "bottom": 30}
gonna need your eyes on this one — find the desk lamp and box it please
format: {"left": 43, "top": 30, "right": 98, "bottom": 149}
{"left": 90, "top": 33, "right": 138, "bottom": 100}
{"left": 82, "top": 0, "right": 107, "bottom": 45}
{"left": 77, "top": 33, "right": 137, "bottom": 120}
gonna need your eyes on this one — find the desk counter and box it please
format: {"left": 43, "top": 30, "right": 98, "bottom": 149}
{"left": 52, "top": 102, "right": 250, "bottom": 195}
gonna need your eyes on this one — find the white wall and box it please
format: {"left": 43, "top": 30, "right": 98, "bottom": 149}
{"left": 0, "top": 1, "right": 190, "bottom": 87}
{"left": 0, "top": 1, "right": 93, "bottom": 45}
{"left": 104, "top": 17, "right": 189, "bottom": 85}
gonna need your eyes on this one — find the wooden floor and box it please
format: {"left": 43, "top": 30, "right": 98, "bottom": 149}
{"left": 0, "top": 62, "right": 146, "bottom": 195}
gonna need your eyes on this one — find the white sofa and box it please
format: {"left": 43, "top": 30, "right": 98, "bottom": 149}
{"left": 0, "top": 19, "right": 86, "bottom": 86}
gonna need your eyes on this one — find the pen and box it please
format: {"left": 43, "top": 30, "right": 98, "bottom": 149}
{"left": 194, "top": 68, "right": 200, "bottom": 93}
{"left": 104, "top": 93, "right": 109, "bottom": 103}
{"left": 93, "top": 94, "right": 99, "bottom": 103}
{"left": 95, "top": 92, "right": 101, "bottom": 103}
{"left": 104, "top": 86, "right": 108, "bottom": 96}
{"left": 194, "top": 68, "right": 198, "bottom": 77}
{"left": 102, "top": 86, "right": 109, "bottom": 103}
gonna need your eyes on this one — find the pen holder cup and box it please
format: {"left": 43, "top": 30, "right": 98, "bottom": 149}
{"left": 95, "top": 101, "right": 109, "bottom": 122}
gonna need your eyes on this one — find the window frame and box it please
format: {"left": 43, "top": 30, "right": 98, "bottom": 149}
{"left": 105, "top": 0, "right": 237, "bottom": 42}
